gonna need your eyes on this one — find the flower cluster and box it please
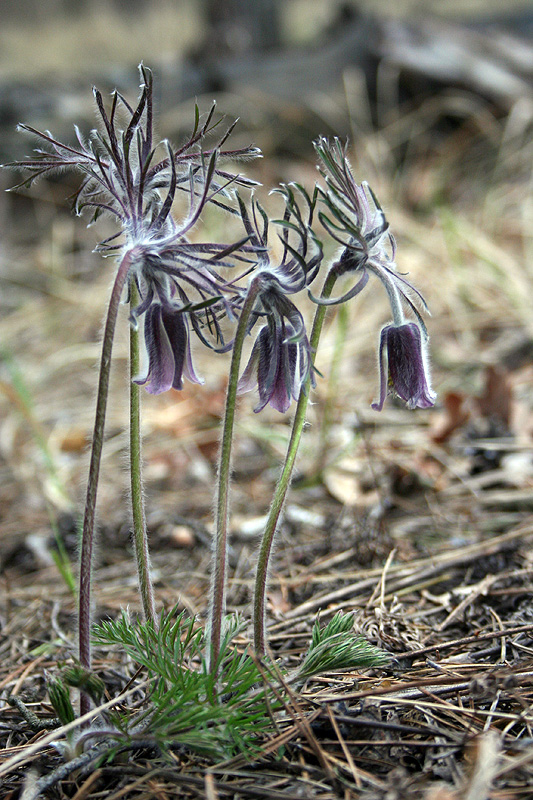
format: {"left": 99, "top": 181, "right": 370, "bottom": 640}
{"left": 8, "top": 72, "right": 435, "bottom": 414}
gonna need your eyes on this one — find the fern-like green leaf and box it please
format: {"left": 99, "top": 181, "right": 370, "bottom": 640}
{"left": 92, "top": 609, "right": 280, "bottom": 760}
{"left": 299, "top": 611, "right": 391, "bottom": 679}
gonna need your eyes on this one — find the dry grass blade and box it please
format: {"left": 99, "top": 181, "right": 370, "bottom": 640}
{"left": 464, "top": 731, "right": 501, "bottom": 800}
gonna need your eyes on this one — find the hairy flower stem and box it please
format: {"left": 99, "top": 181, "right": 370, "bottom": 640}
{"left": 129, "top": 282, "right": 157, "bottom": 629}
{"left": 253, "top": 267, "right": 339, "bottom": 656}
{"left": 78, "top": 250, "right": 134, "bottom": 714}
{"left": 209, "top": 276, "right": 262, "bottom": 672}
{"left": 316, "top": 300, "right": 349, "bottom": 476}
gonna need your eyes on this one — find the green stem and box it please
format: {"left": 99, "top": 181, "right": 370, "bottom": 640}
{"left": 253, "top": 267, "right": 339, "bottom": 656}
{"left": 316, "top": 299, "right": 349, "bottom": 476}
{"left": 208, "top": 276, "right": 261, "bottom": 672}
{"left": 78, "top": 250, "right": 134, "bottom": 715}
{"left": 129, "top": 282, "right": 157, "bottom": 628}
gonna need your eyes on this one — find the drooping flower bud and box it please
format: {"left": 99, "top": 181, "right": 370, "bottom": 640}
{"left": 236, "top": 186, "right": 322, "bottom": 413}
{"left": 372, "top": 322, "right": 436, "bottom": 411}
{"left": 135, "top": 302, "right": 203, "bottom": 394}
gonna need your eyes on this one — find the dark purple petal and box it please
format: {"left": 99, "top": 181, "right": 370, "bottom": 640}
{"left": 159, "top": 305, "right": 188, "bottom": 391}
{"left": 237, "top": 338, "right": 262, "bottom": 395}
{"left": 136, "top": 304, "right": 175, "bottom": 394}
{"left": 181, "top": 325, "right": 204, "bottom": 386}
{"left": 271, "top": 339, "right": 298, "bottom": 413}
{"left": 256, "top": 326, "right": 280, "bottom": 412}
{"left": 238, "top": 316, "right": 311, "bottom": 414}
{"left": 135, "top": 304, "right": 202, "bottom": 394}
{"left": 372, "top": 323, "right": 436, "bottom": 411}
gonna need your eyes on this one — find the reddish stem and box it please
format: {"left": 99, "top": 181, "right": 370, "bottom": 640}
{"left": 78, "top": 250, "right": 135, "bottom": 714}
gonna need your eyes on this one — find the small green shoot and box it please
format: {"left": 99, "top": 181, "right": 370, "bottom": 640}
{"left": 47, "top": 674, "right": 76, "bottom": 726}
{"left": 62, "top": 666, "right": 106, "bottom": 705}
{"left": 298, "top": 611, "right": 391, "bottom": 680}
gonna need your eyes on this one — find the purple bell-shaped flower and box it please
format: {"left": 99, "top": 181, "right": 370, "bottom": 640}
{"left": 135, "top": 302, "right": 203, "bottom": 394}
{"left": 372, "top": 322, "right": 436, "bottom": 411}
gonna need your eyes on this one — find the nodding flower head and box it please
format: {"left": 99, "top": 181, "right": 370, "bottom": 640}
{"left": 372, "top": 322, "right": 436, "bottom": 411}
{"left": 134, "top": 299, "right": 203, "bottom": 395}
{"left": 236, "top": 186, "right": 323, "bottom": 412}
{"left": 238, "top": 315, "right": 309, "bottom": 413}
{"left": 8, "top": 65, "right": 263, "bottom": 393}
{"left": 127, "top": 226, "right": 248, "bottom": 391}
{"left": 129, "top": 243, "right": 244, "bottom": 394}
{"left": 313, "top": 137, "right": 436, "bottom": 410}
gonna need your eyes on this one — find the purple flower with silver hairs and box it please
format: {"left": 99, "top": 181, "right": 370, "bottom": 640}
{"left": 238, "top": 299, "right": 309, "bottom": 414}
{"left": 128, "top": 232, "right": 246, "bottom": 394}
{"left": 237, "top": 186, "right": 323, "bottom": 412}
{"left": 372, "top": 322, "right": 436, "bottom": 411}
{"left": 7, "top": 65, "right": 261, "bottom": 393}
{"left": 313, "top": 137, "right": 435, "bottom": 411}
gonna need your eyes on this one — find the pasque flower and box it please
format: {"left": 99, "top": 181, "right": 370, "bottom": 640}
{"left": 372, "top": 322, "right": 436, "bottom": 411}
{"left": 237, "top": 301, "right": 308, "bottom": 413}
{"left": 8, "top": 65, "right": 261, "bottom": 390}
{"left": 236, "top": 186, "right": 323, "bottom": 412}
{"left": 313, "top": 137, "right": 436, "bottom": 411}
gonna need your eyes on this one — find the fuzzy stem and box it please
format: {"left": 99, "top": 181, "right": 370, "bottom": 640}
{"left": 78, "top": 250, "right": 134, "bottom": 714}
{"left": 316, "top": 299, "right": 349, "bottom": 476}
{"left": 129, "top": 281, "right": 157, "bottom": 628}
{"left": 253, "top": 267, "right": 339, "bottom": 656}
{"left": 208, "top": 276, "right": 261, "bottom": 671}
{"left": 369, "top": 262, "right": 405, "bottom": 327}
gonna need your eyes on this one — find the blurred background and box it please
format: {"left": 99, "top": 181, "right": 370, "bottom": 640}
{"left": 0, "top": 0, "right": 532, "bottom": 614}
